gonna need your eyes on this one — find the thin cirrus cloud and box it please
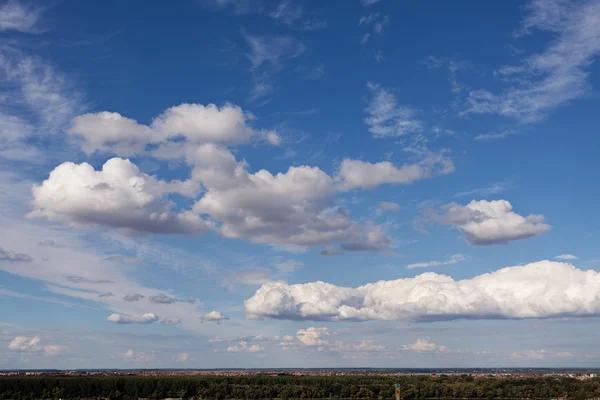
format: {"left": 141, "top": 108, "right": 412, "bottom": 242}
{"left": 243, "top": 30, "right": 306, "bottom": 100}
{"left": 474, "top": 130, "right": 520, "bottom": 141}
{"left": 555, "top": 254, "right": 577, "bottom": 260}
{"left": 244, "top": 260, "right": 600, "bottom": 322}
{"left": 406, "top": 253, "right": 467, "bottom": 269}
{"left": 364, "top": 83, "right": 423, "bottom": 138}
{"left": 427, "top": 199, "right": 550, "bottom": 245}
{"left": 461, "top": 0, "right": 600, "bottom": 122}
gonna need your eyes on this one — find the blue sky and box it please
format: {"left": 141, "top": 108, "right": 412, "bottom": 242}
{"left": 1, "top": 0, "right": 600, "bottom": 368}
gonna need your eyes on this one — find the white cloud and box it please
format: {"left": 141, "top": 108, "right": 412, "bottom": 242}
{"left": 454, "top": 182, "right": 509, "bottom": 198}
{"left": 407, "top": 253, "right": 467, "bottom": 269}
{"left": 361, "top": 0, "right": 382, "bottom": 6}
{"left": 359, "top": 13, "right": 389, "bottom": 42}
{"left": 510, "top": 349, "right": 573, "bottom": 360}
{"left": 0, "top": 49, "right": 84, "bottom": 161}
{"left": 29, "top": 158, "right": 212, "bottom": 235}
{"left": 379, "top": 201, "right": 402, "bottom": 211}
{"left": 42, "top": 345, "right": 70, "bottom": 356}
{"left": 402, "top": 338, "right": 447, "bottom": 353}
{"left": 555, "top": 254, "right": 577, "bottom": 260}
{"left": 332, "top": 340, "right": 388, "bottom": 352}
{"left": 243, "top": 31, "right": 306, "bottom": 99}
{"left": 365, "top": 83, "right": 422, "bottom": 138}
{"left": 269, "top": 0, "right": 326, "bottom": 31}
{"left": 227, "top": 341, "right": 265, "bottom": 353}
{"left": 8, "top": 335, "right": 69, "bottom": 356}
{"left": 29, "top": 145, "right": 391, "bottom": 252}
{"left": 429, "top": 199, "right": 550, "bottom": 245}
{"left": 106, "top": 313, "right": 159, "bottom": 324}
{"left": 178, "top": 352, "right": 191, "bottom": 362}
{"left": 336, "top": 154, "right": 455, "bottom": 190}
{"left": 0, "top": 1, "right": 41, "bottom": 33}
{"left": 201, "top": 311, "right": 228, "bottom": 322}
{"left": 296, "top": 327, "right": 330, "bottom": 346}
{"left": 191, "top": 147, "right": 391, "bottom": 250}
{"left": 474, "top": 130, "right": 520, "bottom": 141}
{"left": 462, "top": 0, "right": 600, "bottom": 122}
{"left": 69, "top": 103, "right": 278, "bottom": 156}
{"left": 8, "top": 335, "right": 40, "bottom": 351}
{"left": 0, "top": 246, "right": 32, "bottom": 262}
{"left": 245, "top": 260, "right": 600, "bottom": 322}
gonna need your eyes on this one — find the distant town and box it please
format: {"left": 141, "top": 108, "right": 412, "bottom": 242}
{"left": 1, "top": 368, "right": 600, "bottom": 378}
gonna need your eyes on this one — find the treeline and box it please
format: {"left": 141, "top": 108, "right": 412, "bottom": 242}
{"left": 1, "top": 374, "right": 600, "bottom": 400}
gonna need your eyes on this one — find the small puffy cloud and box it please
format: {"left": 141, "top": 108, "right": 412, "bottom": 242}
{"left": 555, "top": 254, "right": 577, "bottom": 260}
{"left": 30, "top": 158, "right": 212, "bottom": 235}
{"left": 149, "top": 293, "right": 180, "bottom": 304}
{"left": 379, "top": 201, "right": 402, "bottom": 211}
{"left": 245, "top": 261, "right": 600, "bottom": 322}
{"left": 227, "top": 341, "right": 265, "bottom": 353}
{"left": 8, "top": 336, "right": 68, "bottom": 356}
{"left": 178, "top": 352, "right": 191, "bottom": 362}
{"left": 107, "top": 313, "right": 159, "bottom": 324}
{"left": 8, "top": 335, "right": 40, "bottom": 351}
{"left": 336, "top": 154, "right": 454, "bottom": 191}
{"left": 429, "top": 199, "right": 550, "bottom": 245}
{"left": 42, "top": 345, "right": 70, "bottom": 356}
{"left": 297, "top": 327, "right": 330, "bottom": 346}
{"left": 123, "top": 293, "right": 144, "bottom": 302}
{"left": 0, "top": 1, "right": 41, "bottom": 33}
{"left": 0, "top": 246, "right": 32, "bottom": 262}
{"left": 365, "top": 83, "right": 421, "bottom": 138}
{"left": 98, "top": 292, "right": 115, "bottom": 298}
{"left": 407, "top": 253, "right": 467, "bottom": 269}
{"left": 160, "top": 317, "right": 182, "bottom": 325}
{"left": 202, "top": 311, "right": 228, "bottom": 322}
{"left": 402, "top": 338, "right": 446, "bottom": 353}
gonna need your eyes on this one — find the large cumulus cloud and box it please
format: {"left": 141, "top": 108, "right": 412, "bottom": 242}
{"left": 245, "top": 261, "right": 600, "bottom": 322}
{"left": 29, "top": 158, "right": 213, "bottom": 234}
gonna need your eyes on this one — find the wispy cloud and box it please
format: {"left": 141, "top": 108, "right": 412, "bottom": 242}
{"left": 360, "top": 0, "right": 383, "bottom": 6}
{"left": 462, "top": 0, "right": 600, "bottom": 122}
{"left": 0, "top": 1, "right": 43, "bottom": 33}
{"left": 365, "top": 83, "right": 423, "bottom": 138}
{"left": 474, "top": 129, "right": 520, "bottom": 141}
{"left": 554, "top": 254, "right": 577, "bottom": 260}
{"left": 406, "top": 253, "right": 467, "bottom": 269}
{"left": 359, "top": 13, "right": 389, "bottom": 43}
{"left": 454, "top": 181, "right": 511, "bottom": 198}
{"left": 270, "top": 0, "right": 327, "bottom": 31}
{"left": 243, "top": 30, "right": 306, "bottom": 100}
